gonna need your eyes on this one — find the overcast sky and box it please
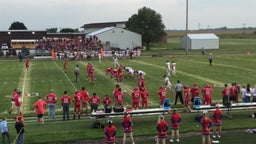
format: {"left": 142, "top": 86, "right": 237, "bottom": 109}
{"left": 0, "top": 0, "right": 255, "bottom": 31}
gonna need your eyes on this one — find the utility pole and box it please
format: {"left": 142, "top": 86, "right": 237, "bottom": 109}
{"left": 185, "top": 0, "right": 189, "bottom": 54}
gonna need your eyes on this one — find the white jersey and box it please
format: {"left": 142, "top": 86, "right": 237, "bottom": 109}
{"left": 166, "top": 62, "right": 171, "bottom": 70}
{"left": 138, "top": 70, "right": 146, "bottom": 76}
{"left": 164, "top": 77, "right": 172, "bottom": 90}
{"left": 172, "top": 62, "right": 176, "bottom": 70}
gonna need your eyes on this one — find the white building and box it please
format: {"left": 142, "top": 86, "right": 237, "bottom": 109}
{"left": 86, "top": 27, "right": 142, "bottom": 50}
{"left": 181, "top": 33, "right": 219, "bottom": 50}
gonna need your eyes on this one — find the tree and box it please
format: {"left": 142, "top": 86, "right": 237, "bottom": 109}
{"left": 46, "top": 28, "right": 58, "bottom": 33}
{"left": 126, "top": 7, "right": 166, "bottom": 50}
{"left": 60, "top": 28, "right": 79, "bottom": 33}
{"left": 9, "top": 21, "right": 27, "bottom": 30}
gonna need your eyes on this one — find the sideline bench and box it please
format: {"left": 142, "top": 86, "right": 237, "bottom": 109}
{"left": 91, "top": 108, "right": 171, "bottom": 118}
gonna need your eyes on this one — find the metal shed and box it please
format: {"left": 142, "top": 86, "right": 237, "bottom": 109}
{"left": 86, "top": 27, "right": 142, "bottom": 50}
{"left": 181, "top": 33, "right": 219, "bottom": 50}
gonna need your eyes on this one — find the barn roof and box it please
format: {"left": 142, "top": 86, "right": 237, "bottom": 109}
{"left": 87, "top": 27, "right": 114, "bottom": 36}
{"left": 187, "top": 33, "right": 219, "bottom": 39}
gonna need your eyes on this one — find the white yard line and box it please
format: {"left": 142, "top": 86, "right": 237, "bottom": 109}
{"left": 132, "top": 60, "right": 224, "bottom": 86}
{"left": 54, "top": 61, "right": 77, "bottom": 91}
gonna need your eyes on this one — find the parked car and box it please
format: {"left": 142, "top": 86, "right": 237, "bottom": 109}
{"left": 1, "top": 43, "right": 9, "bottom": 50}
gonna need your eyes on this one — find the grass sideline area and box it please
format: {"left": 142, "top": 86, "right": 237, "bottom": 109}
{"left": 0, "top": 34, "right": 256, "bottom": 143}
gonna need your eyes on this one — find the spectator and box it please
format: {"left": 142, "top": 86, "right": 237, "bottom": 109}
{"left": 122, "top": 112, "right": 135, "bottom": 144}
{"left": 33, "top": 97, "right": 47, "bottom": 124}
{"left": 61, "top": 91, "right": 71, "bottom": 121}
{"left": 156, "top": 115, "right": 168, "bottom": 144}
{"left": 169, "top": 108, "right": 181, "bottom": 143}
{"left": 45, "top": 90, "right": 57, "bottom": 121}
{"left": 104, "top": 120, "right": 116, "bottom": 144}
{"left": 15, "top": 116, "right": 25, "bottom": 144}
{"left": 212, "top": 104, "right": 222, "bottom": 139}
{"left": 1, "top": 117, "right": 11, "bottom": 144}
{"left": 201, "top": 110, "right": 212, "bottom": 144}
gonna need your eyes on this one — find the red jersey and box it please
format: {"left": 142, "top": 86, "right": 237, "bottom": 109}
{"left": 61, "top": 95, "right": 71, "bottom": 105}
{"left": 115, "top": 91, "right": 124, "bottom": 103}
{"left": 202, "top": 87, "right": 213, "bottom": 98}
{"left": 222, "top": 87, "right": 230, "bottom": 96}
{"left": 73, "top": 93, "right": 82, "bottom": 106}
{"left": 103, "top": 97, "right": 112, "bottom": 105}
{"left": 14, "top": 94, "right": 22, "bottom": 107}
{"left": 184, "top": 88, "right": 191, "bottom": 105}
{"left": 104, "top": 125, "right": 116, "bottom": 143}
{"left": 122, "top": 116, "right": 133, "bottom": 132}
{"left": 213, "top": 109, "right": 222, "bottom": 125}
{"left": 229, "top": 86, "right": 238, "bottom": 97}
{"left": 46, "top": 93, "right": 57, "bottom": 104}
{"left": 157, "top": 120, "right": 168, "bottom": 138}
{"left": 132, "top": 90, "right": 141, "bottom": 103}
{"left": 138, "top": 78, "right": 145, "bottom": 90}
{"left": 190, "top": 86, "right": 199, "bottom": 98}
{"left": 158, "top": 88, "right": 167, "bottom": 105}
{"left": 33, "top": 99, "right": 47, "bottom": 114}
{"left": 80, "top": 90, "right": 89, "bottom": 102}
{"left": 89, "top": 96, "right": 100, "bottom": 105}
{"left": 140, "top": 90, "right": 149, "bottom": 102}
{"left": 170, "top": 113, "right": 181, "bottom": 129}
{"left": 201, "top": 116, "right": 212, "bottom": 135}
{"left": 64, "top": 61, "right": 67, "bottom": 69}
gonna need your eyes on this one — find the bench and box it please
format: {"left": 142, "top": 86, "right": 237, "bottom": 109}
{"left": 91, "top": 108, "right": 171, "bottom": 118}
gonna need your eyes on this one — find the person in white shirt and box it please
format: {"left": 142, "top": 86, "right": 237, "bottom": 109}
{"left": 164, "top": 75, "right": 172, "bottom": 93}
{"left": 171, "top": 61, "right": 176, "bottom": 75}
{"left": 166, "top": 60, "right": 171, "bottom": 77}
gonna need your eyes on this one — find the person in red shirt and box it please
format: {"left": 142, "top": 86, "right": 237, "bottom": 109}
{"left": 122, "top": 112, "right": 135, "bottom": 144}
{"left": 33, "top": 97, "right": 47, "bottom": 124}
{"left": 89, "top": 67, "right": 95, "bottom": 84}
{"left": 8, "top": 88, "right": 18, "bottom": 114}
{"left": 201, "top": 110, "right": 212, "bottom": 144}
{"left": 25, "top": 57, "right": 30, "bottom": 71}
{"left": 114, "top": 88, "right": 124, "bottom": 107}
{"left": 156, "top": 115, "right": 168, "bottom": 144}
{"left": 104, "top": 120, "right": 116, "bottom": 144}
{"left": 89, "top": 93, "right": 101, "bottom": 113}
{"left": 132, "top": 88, "right": 140, "bottom": 110}
{"left": 169, "top": 108, "right": 181, "bottom": 143}
{"left": 222, "top": 84, "right": 230, "bottom": 106}
{"left": 80, "top": 86, "right": 90, "bottom": 115}
{"left": 61, "top": 91, "right": 71, "bottom": 121}
{"left": 45, "top": 90, "right": 57, "bottom": 121}
{"left": 158, "top": 86, "right": 167, "bottom": 108}
{"left": 13, "top": 91, "right": 23, "bottom": 115}
{"left": 138, "top": 77, "right": 145, "bottom": 92}
{"left": 229, "top": 83, "right": 238, "bottom": 103}
{"left": 212, "top": 104, "right": 223, "bottom": 139}
{"left": 184, "top": 85, "right": 191, "bottom": 112}
{"left": 103, "top": 94, "right": 112, "bottom": 113}
{"left": 112, "top": 84, "right": 120, "bottom": 98}
{"left": 201, "top": 84, "right": 213, "bottom": 105}
{"left": 140, "top": 87, "right": 149, "bottom": 109}
{"left": 63, "top": 59, "right": 68, "bottom": 73}
{"left": 190, "top": 83, "right": 200, "bottom": 106}
{"left": 73, "top": 90, "right": 82, "bottom": 119}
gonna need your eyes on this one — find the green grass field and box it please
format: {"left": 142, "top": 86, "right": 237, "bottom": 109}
{"left": 1, "top": 33, "right": 256, "bottom": 143}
